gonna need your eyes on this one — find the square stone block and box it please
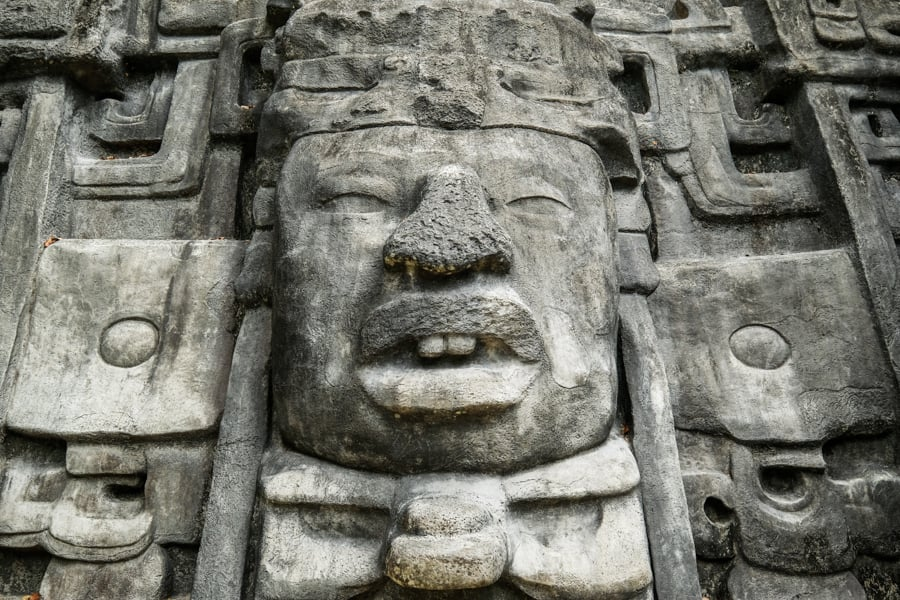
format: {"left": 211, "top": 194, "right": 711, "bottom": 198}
{"left": 648, "top": 249, "right": 898, "bottom": 443}
{"left": 3, "top": 240, "right": 244, "bottom": 439}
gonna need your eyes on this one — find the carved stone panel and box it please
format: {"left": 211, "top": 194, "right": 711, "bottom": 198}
{"left": 0, "top": 0, "right": 898, "bottom": 598}
{"left": 649, "top": 250, "right": 897, "bottom": 442}
{"left": 4, "top": 240, "right": 242, "bottom": 437}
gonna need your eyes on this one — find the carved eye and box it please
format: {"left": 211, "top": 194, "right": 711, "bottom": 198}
{"left": 505, "top": 196, "right": 571, "bottom": 215}
{"left": 319, "top": 193, "right": 387, "bottom": 213}
{"left": 758, "top": 466, "right": 815, "bottom": 511}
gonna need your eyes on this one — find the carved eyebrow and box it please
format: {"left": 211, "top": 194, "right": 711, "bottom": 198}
{"left": 503, "top": 176, "right": 570, "bottom": 208}
{"left": 484, "top": 153, "right": 594, "bottom": 196}
{"left": 312, "top": 166, "right": 402, "bottom": 203}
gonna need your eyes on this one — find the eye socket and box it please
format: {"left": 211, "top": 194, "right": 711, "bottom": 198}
{"left": 505, "top": 195, "right": 571, "bottom": 215}
{"left": 758, "top": 466, "right": 815, "bottom": 511}
{"left": 318, "top": 193, "right": 387, "bottom": 214}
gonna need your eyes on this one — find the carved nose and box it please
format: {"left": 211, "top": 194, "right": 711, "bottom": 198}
{"left": 383, "top": 165, "right": 513, "bottom": 276}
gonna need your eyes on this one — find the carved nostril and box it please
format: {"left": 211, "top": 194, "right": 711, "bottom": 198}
{"left": 383, "top": 164, "right": 513, "bottom": 276}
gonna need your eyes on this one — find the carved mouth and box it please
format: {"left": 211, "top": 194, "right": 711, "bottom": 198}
{"left": 357, "top": 290, "right": 543, "bottom": 418}
{"left": 359, "top": 291, "right": 544, "bottom": 363}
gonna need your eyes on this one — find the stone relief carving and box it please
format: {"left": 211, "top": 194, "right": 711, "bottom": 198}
{"left": 0, "top": 1, "right": 897, "bottom": 599}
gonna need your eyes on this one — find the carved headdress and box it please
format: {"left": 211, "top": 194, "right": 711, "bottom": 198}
{"left": 258, "top": 0, "right": 640, "bottom": 187}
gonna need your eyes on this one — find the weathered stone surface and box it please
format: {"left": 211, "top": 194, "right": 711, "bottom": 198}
{"left": 255, "top": 438, "right": 652, "bottom": 599}
{"left": 648, "top": 250, "right": 897, "bottom": 442}
{"left": 272, "top": 126, "right": 619, "bottom": 473}
{"left": 0, "top": 0, "right": 898, "bottom": 598}
{"left": 3, "top": 240, "right": 242, "bottom": 437}
{"left": 193, "top": 307, "right": 271, "bottom": 600}
{"left": 40, "top": 545, "right": 170, "bottom": 600}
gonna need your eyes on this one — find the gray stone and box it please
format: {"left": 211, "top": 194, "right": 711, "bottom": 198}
{"left": 0, "top": 0, "right": 75, "bottom": 39}
{"left": 3, "top": 240, "right": 242, "bottom": 437}
{"left": 72, "top": 60, "right": 215, "bottom": 199}
{"left": 255, "top": 438, "right": 653, "bottom": 599}
{"left": 728, "top": 560, "right": 866, "bottom": 600}
{"left": 40, "top": 545, "right": 170, "bottom": 600}
{"left": 648, "top": 249, "right": 897, "bottom": 442}
{"left": 0, "top": 0, "right": 899, "bottom": 597}
{"left": 272, "top": 127, "right": 621, "bottom": 474}
{"left": 193, "top": 307, "right": 272, "bottom": 600}
{"left": 620, "top": 294, "right": 701, "bottom": 599}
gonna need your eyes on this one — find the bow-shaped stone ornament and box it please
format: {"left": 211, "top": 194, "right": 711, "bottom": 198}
{"left": 256, "top": 437, "right": 653, "bottom": 600}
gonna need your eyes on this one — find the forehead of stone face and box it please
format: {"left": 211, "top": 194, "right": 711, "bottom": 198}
{"left": 278, "top": 127, "right": 611, "bottom": 213}
{"left": 3, "top": 240, "right": 243, "bottom": 439}
{"left": 647, "top": 249, "right": 898, "bottom": 443}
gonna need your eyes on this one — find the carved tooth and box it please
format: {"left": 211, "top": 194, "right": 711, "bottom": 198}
{"left": 417, "top": 335, "right": 446, "bottom": 358}
{"left": 446, "top": 334, "right": 477, "bottom": 355}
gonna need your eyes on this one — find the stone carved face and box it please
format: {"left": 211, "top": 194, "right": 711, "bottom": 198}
{"left": 273, "top": 126, "right": 618, "bottom": 473}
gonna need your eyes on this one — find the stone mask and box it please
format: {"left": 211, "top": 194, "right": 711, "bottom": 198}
{"left": 272, "top": 126, "right": 619, "bottom": 472}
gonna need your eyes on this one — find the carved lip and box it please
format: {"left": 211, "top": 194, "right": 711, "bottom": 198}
{"left": 359, "top": 290, "right": 544, "bottom": 363}
{"left": 45, "top": 511, "right": 154, "bottom": 562}
{"left": 358, "top": 361, "right": 540, "bottom": 417}
{"left": 357, "top": 290, "right": 543, "bottom": 417}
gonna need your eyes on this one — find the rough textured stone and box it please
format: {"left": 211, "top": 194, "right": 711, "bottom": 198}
{"left": 3, "top": 240, "right": 243, "bottom": 437}
{"left": 0, "top": 0, "right": 897, "bottom": 598}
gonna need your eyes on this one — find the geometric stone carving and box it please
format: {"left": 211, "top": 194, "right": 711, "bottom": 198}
{"left": 682, "top": 470, "right": 736, "bottom": 560}
{"left": 0, "top": 239, "right": 241, "bottom": 596}
{"left": 765, "top": 0, "right": 900, "bottom": 79}
{"left": 88, "top": 72, "right": 175, "bottom": 146}
{"left": 0, "top": 441, "right": 212, "bottom": 562}
{"left": 210, "top": 18, "right": 275, "bottom": 137}
{"left": 841, "top": 85, "right": 900, "bottom": 240}
{"left": 256, "top": 438, "right": 653, "bottom": 599}
{"left": 73, "top": 60, "right": 215, "bottom": 199}
{"left": 731, "top": 444, "right": 855, "bottom": 574}
{"left": 668, "top": 69, "right": 818, "bottom": 219}
{"left": 609, "top": 36, "right": 690, "bottom": 152}
{"left": 65, "top": 56, "right": 242, "bottom": 240}
{"left": 648, "top": 249, "right": 897, "bottom": 442}
{"left": 3, "top": 239, "right": 243, "bottom": 437}
{"left": 807, "top": 0, "right": 867, "bottom": 47}
{"left": 678, "top": 427, "right": 900, "bottom": 594}
{"left": 123, "top": 0, "right": 266, "bottom": 56}
{"left": 1, "top": 0, "right": 900, "bottom": 597}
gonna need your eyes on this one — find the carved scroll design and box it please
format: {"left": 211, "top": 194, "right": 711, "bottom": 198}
{"left": 840, "top": 85, "right": 900, "bottom": 240}
{"left": 668, "top": 69, "right": 818, "bottom": 219}
{"left": 72, "top": 60, "right": 215, "bottom": 198}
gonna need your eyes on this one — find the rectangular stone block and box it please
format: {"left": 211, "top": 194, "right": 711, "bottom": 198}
{"left": 0, "top": 0, "right": 74, "bottom": 39}
{"left": 157, "top": 0, "right": 238, "bottom": 34}
{"left": 3, "top": 240, "right": 244, "bottom": 438}
{"left": 648, "top": 249, "right": 898, "bottom": 443}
